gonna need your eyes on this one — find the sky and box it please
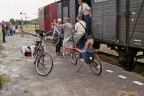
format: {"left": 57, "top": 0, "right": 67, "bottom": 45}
{"left": 0, "top": 0, "right": 59, "bottom": 22}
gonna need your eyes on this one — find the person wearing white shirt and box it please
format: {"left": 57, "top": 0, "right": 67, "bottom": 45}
{"left": 74, "top": 15, "right": 86, "bottom": 49}
{"left": 78, "top": 0, "right": 92, "bottom": 36}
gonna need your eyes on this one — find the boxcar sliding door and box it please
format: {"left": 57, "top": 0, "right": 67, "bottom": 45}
{"left": 92, "top": 0, "right": 117, "bottom": 43}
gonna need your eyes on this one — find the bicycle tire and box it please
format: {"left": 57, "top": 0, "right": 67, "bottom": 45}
{"left": 70, "top": 51, "right": 77, "bottom": 65}
{"left": 35, "top": 52, "right": 53, "bottom": 76}
{"left": 44, "top": 31, "right": 60, "bottom": 46}
{"left": 89, "top": 53, "right": 102, "bottom": 76}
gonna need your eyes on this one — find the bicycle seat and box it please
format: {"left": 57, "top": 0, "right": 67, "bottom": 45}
{"left": 36, "top": 41, "right": 42, "bottom": 46}
{"left": 84, "top": 38, "right": 94, "bottom": 49}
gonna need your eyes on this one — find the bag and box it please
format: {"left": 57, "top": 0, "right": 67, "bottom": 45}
{"left": 25, "top": 52, "right": 31, "bottom": 57}
{"left": 81, "top": 49, "right": 94, "bottom": 64}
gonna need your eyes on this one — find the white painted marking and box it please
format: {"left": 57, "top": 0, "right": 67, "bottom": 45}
{"left": 10, "top": 74, "right": 20, "bottom": 78}
{"left": 134, "top": 39, "right": 141, "bottom": 42}
{"left": 134, "top": 43, "right": 141, "bottom": 45}
{"left": 133, "top": 81, "right": 144, "bottom": 86}
{"left": 118, "top": 75, "right": 127, "bottom": 79}
{"left": 132, "top": 12, "right": 136, "bottom": 15}
{"left": 106, "top": 70, "right": 114, "bottom": 73}
{"left": 12, "top": 68, "right": 20, "bottom": 72}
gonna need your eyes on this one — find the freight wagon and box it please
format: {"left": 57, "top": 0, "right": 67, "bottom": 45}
{"left": 38, "top": 3, "right": 58, "bottom": 32}
{"left": 37, "top": 0, "right": 144, "bottom": 71}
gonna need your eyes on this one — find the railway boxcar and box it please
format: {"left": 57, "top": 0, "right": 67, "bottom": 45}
{"left": 38, "top": 3, "right": 57, "bottom": 32}
{"left": 59, "top": 0, "right": 144, "bottom": 71}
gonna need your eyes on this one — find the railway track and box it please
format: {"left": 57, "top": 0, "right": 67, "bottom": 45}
{"left": 98, "top": 49, "right": 144, "bottom": 77}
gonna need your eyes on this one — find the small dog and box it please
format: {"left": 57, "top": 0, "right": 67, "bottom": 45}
{"left": 21, "top": 44, "right": 35, "bottom": 58}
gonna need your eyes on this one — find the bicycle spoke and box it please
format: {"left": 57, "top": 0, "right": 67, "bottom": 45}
{"left": 89, "top": 54, "right": 102, "bottom": 76}
{"left": 70, "top": 51, "right": 77, "bottom": 65}
{"left": 35, "top": 52, "right": 53, "bottom": 76}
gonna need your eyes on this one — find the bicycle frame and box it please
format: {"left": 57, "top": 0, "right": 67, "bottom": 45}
{"left": 52, "top": 26, "right": 61, "bottom": 37}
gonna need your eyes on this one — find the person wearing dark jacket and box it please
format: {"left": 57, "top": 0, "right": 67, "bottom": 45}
{"left": 1, "top": 20, "right": 6, "bottom": 43}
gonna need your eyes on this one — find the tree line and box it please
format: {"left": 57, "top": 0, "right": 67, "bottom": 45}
{"left": 4, "top": 18, "right": 38, "bottom": 25}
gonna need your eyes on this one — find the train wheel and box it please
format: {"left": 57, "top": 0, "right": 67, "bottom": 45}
{"left": 118, "top": 52, "right": 137, "bottom": 71}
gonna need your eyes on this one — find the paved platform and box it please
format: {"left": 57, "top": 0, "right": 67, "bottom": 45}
{"left": 0, "top": 34, "right": 144, "bottom": 96}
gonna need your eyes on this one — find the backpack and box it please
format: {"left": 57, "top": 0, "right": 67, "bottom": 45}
{"left": 81, "top": 49, "right": 94, "bottom": 64}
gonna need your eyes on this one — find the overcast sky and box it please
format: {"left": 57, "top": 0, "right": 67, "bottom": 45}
{"left": 0, "top": 0, "right": 58, "bottom": 22}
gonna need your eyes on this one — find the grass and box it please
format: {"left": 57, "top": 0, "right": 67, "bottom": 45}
{"left": 0, "top": 74, "right": 8, "bottom": 90}
{"left": 24, "top": 25, "right": 36, "bottom": 33}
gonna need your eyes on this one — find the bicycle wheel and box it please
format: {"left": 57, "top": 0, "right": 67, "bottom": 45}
{"left": 35, "top": 52, "right": 53, "bottom": 76}
{"left": 70, "top": 51, "right": 77, "bottom": 65}
{"left": 89, "top": 53, "right": 102, "bottom": 76}
{"left": 44, "top": 31, "right": 60, "bottom": 46}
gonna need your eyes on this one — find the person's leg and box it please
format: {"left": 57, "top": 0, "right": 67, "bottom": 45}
{"left": 2, "top": 30, "right": 6, "bottom": 42}
{"left": 56, "top": 42, "right": 59, "bottom": 53}
{"left": 11, "top": 30, "right": 13, "bottom": 36}
{"left": 73, "top": 34, "right": 81, "bottom": 46}
{"left": 8, "top": 30, "right": 10, "bottom": 36}
{"left": 9, "top": 30, "right": 11, "bottom": 36}
{"left": 74, "top": 34, "right": 83, "bottom": 48}
{"left": 58, "top": 38, "right": 62, "bottom": 53}
{"left": 84, "top": 15, "right": 91, "bottom": 35}
{"left": 62, "top": 47, "right": 66, "bottom": 55}
{"left": 77, "top": 34, "right": 87, "bottom": 49}
{"left": 56, "top": 38, "right": 62, "bottom": 53}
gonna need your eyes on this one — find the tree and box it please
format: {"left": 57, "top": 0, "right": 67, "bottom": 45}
{"left": 9, "top": 19, "right": 15, "bottom": 25}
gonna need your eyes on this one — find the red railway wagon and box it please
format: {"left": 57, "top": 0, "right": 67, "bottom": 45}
{"left": 38, "top": 3, "right": 57, "bottom": 32}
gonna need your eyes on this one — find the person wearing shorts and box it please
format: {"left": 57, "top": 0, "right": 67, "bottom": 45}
{"left": 62, "top": 18, "right": 74, "bottom": 56}
{"left": 55, "top": 18, "right": 74, "bottom": 56}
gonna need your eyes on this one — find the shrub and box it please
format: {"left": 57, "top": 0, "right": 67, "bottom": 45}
{"left": 0, "top": 74, "right": 8, "bottom": 89}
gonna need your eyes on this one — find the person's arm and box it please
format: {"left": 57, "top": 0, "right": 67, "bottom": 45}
{"left": 75, "top": 23, "right": 78, "bottom": 32}
{"left": 89, "top": 9, "right": 92, "bottom": 18}
{"left": 85, "top": 3, "right": 92, "bottom": 18}
{"left": 57, "top": 24, "right": 65, "bottom": 30}
{"left": 77, "top": 6, "right": 81, "bottom": 17}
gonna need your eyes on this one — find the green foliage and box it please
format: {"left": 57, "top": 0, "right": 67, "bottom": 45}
{"left": 0, "top": 74, "right": 8, "bottom": 90}
{"left": 23, "top": 89, "right": 29, "bottom": 93}
{"left": 10, "top": 18, "right": 16, "bottom": 25}
{"left": 0, "top": 74, "right": 8, "bottom": 85}
{"left": 9, "top": 18, "right": 38, "bottom": 25}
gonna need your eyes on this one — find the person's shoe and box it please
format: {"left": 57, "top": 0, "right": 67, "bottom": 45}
{"left": 59, "top": 54, "right": 65, "bottom": 58}
{"left": 56, "top": 52, "right": 60, "bottom": 56}
{"left": 59, "top": 52, "right": 63, "bottom": 55}
{"left": 56, "top": 52, "right": 63, "bottom": 56}
{"left": 3, "top": 41, "right": 7, "bottom": 43}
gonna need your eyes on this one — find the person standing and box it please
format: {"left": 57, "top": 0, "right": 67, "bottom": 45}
{"left": 56, "top": 18, "right": 73, "bottom": 56}
{"left": 20, "top": 23, "right": 24, "bottom": 36}
{"left": 9, "top": 23, "right": 13, "bottom": 36}
{"left": 56, "top": 18, "right": 74, "bottom": 56}
{"left": 62, "top": 18, "right": 74, "bottom": 56}
{"left": 1, "top": 20, "right": 6, "bottom": 43}
{"left": 77, "top": 0, "right": 92, "bottom": 36}
{"left": 53, "top": 18, "right": 63, "bottom": 56}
